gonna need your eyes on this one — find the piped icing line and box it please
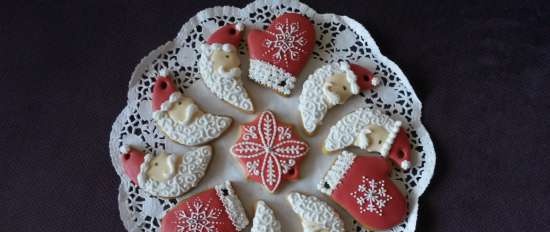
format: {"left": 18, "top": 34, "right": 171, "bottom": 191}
{"left": 317, "top": 151, "right": 356, "bottom": 195}
{"left": 249, "top": 59, "right": 296, "bottom": 95}
{"left": 324, "top": 108, "right": 401, "bottom": 156}
{"left": 155, "top": 112, "right": 232, "bottom": 146}
{"left": 215, "top": 181, "right": 249, "bottom": 231}
{"left": 198, "top": 43, "right": 254, "bottom": 112}
{"left": 287, "top": 192, "right": 345, "bottom": 232}
{"left": 251, "top": 201, "right": 282, "bottom": 232}
{"left": 136, "top": 146, "right": 212, "bottom": 198}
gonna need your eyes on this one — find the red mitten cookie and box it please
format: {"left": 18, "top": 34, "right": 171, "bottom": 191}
{"left": 247, "top": 13, "right": 315, "bottom": 95}
{"left": 161, "top": 181, "right": 249, "bottom": 232}
{"left": 318, "top": 151, "right": 407, "bottom": 230}
{"left": 230, "top": 111, "right": 310, "bottom": 192}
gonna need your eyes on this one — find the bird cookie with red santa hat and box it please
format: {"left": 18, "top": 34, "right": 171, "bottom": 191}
{"left": 318, "top": 151, "right": 408, "bottom": 230}
{"left": 152, "top": 71, "right": 232, "bottom": 146}
{"left": 199, "top": 23, "right": 254, "bottom": 112}
{"left": 324, "top": 108, "right": 412, "bottom": 170}
{"left": 230, "top": 111, "right": 310, "bottom": 193}
{"left": 247, "top": 13, "right": 315, "bottom": 96}
{"left": 161, "top": 181, "right": 249, "bottom": 232}
{"left": 119, "top": 145, "right": 212, "bottom": 198}
{"left": 299, "top": 62, "right": 379, "bottom": 135}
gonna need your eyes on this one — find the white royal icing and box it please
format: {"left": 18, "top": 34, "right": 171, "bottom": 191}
{"left": 287, "top": 192, "right": 345, "bottom": 232}
{"left": 214, "top": 181, "right": 249, "bottom": 231}
{"left": 153, "top": 99, "right": 232, "bottom": 146}
{"left": 137, "top": 146, "right": 212, "bottom": 198}
{"left": 249, "top": 59, "right": 296, "bottom": 95}
{"left": 298, "top": 62, "right": 358, "bottom": 134}
{"left": 350, "top": 176, "right": 393, "bottom": 216}
{"left": 251, "top": 201, "right": 282, "bottom": 232}
{"left": 324, "top": 108, "right": 401, "bottom": 156}
{"left": 199, "top": 43, "right": 254, "bottom": 112}
{"left": 318, "top": 150, "right": 356, "bottom": 196}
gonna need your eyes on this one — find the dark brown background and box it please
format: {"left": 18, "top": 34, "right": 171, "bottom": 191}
{"left": 1, "top": 0, "right": 549, "bottom": 231}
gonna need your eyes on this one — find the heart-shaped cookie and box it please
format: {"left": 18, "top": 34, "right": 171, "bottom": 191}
{"left": 248, "top": 12, "right": 315, "bottom": 95}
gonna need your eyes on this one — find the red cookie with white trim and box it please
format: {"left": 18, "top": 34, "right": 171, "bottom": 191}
{"left": 324, "top": 108, "right": 412, "bottom": 170}
{"left": 230, "top": 111, "right": 310, "bottom": 192}
{"left": 161, "top": 181, "right": 249, "bottom": 232}
{"left": 318, "top": 151, "right": 408, "bottom": 230}
{"left": 151, "top": 71, "right": 232, "bottom": 146}
{"left": 119, "top": 145, "right": 212, "bottom": 198}
{"left": 247, "top": 13, "right": 315, "bottom": 95}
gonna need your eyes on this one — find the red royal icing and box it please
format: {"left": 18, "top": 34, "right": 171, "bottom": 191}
{"left": 247, "top": 13, "right": 315, "bottom": 76}
{"left": 230, "top": 111, "right": 309, "bottom": 192}
{"left": 349, "top": 63, "right": 376, "bottom": 91}
{"left": 161, "top": 188, "right": 237, "bottom": 232}
{"left": 121, "top": 148, "right": 145, "bottom": 185}
{"left": 207, "top": 23, "right": 243, "bottom": 48}
{"left": 330, "top": 156, "right": 407, "bottom": 230}
{"left": 152, "top": 75, "right": 178, "bottom": 111}
{"left": 389, "top": 128, "right": 412, "bottom": 170}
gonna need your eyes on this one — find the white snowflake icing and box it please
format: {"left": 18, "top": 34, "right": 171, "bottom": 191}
{"left": 350, "top": 176, "right": 392, "bottom": 216}
{"left": 175, "top": 199, "right": 222, "bottom": 232}
{"left": 263, "top": 18, "right": 307, "bottom": 67}
{"left": 231, "top": 111, "right": 309, "bottom": 192}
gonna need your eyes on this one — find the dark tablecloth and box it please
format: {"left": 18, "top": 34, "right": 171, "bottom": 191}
{"left": 1, "top": 0, "right": 549, "bottom": 231}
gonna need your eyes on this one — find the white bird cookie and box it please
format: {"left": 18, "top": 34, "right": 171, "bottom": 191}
{"left": 299, "top": 62, "right": 379, "bottom": 135}
{"left": 199, "top": 23, "right": 254, "bottom": 112}
{"left": 120, "top": 145, "right": 212, "bottom": 198}
{"left": 287, "top": 192, "right": 345, "bottom": 232}
{"left": 324, "top": 108, "right": 412, "bottom": 170}
{"left": 152, "top": 72, "right": 232, "bottom": 146}
{"left": 251, "top": 201, "right": 281, "bottom": 232}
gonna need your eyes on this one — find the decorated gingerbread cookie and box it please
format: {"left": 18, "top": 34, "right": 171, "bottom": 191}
{"left": 230, "top": 111, "right": 310, "bottom": 192}
{"left": 161, "top": 181, "right": 249, "bottom": 232}
{"left": 199, "top": 23, "right": 254, "bottom": 112}
{"left": 247, "top": 12, "right": 315, "bottom": 95}
{"left": 152, "top": 72, "right": 232, "bottom": 146}
{"left": 287, "top": 192, "right": 345, "bottom": 232}
{"left": 324, "top": 108, "right": 412, "bottom": 170}
{"left": 299, "top": 62, "right": 379, "bottom": 134}
{"left": 251, "top": 200, "right": 282, "bottom": 232}
{"left": 318, "top": 151, "right": 407, "bottom": 230}
{"left": 120, "top": 145, "right": 212, "bottom": 198}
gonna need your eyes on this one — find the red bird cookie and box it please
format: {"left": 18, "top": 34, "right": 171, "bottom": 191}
{"left": 161, "top": 181, "right": 249, "bottom": 232}
{"left": 324, "top": 108, "right": 412, "bottom": 170}
{"left": 247, "top": 13, "right": 315, "bottom": 95}
{"left": 318, "top": 151, "right": 408, "bottom": 230}
{"left": 230, "top": 111, "right": 310, "bottom": 192}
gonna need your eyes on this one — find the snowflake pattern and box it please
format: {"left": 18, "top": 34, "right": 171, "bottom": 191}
{"left": 350, "top": 176, "right": 392, "bottom": 216}
{"left": 231, "top": 111, "right": 309, "bottom": 192}
{"left": 263, "top": 18, "right": 307, "bottom": 67}
{"left": 175, "top": 199, "right": 221, "bottom": 232}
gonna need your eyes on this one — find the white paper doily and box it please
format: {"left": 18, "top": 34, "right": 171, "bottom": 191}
{"left": 109, "top": 0, "right": 436, "bottom": 231}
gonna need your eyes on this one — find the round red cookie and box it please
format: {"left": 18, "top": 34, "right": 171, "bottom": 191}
{"left": 230, "top": 111, "right": 310, "bottom": 192}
